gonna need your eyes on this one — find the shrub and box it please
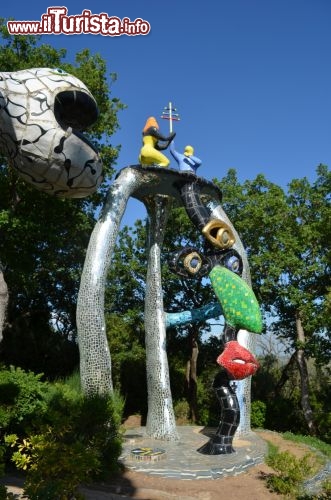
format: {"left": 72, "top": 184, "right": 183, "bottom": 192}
{"left": 265, "top": 441, "right": 320, "bottom": 498}
{"left": 251, "top": 400, "right": 266, "bottom": 428}
{"left": 174, "top": 399, "right": 190, "bottom": 423}
{"left": 6, "top": 432, "right": 98, "bottom": 499}
{"left": 0, "top": 444, "right": 12, "bottom": 500}
{"left": 0, "top": 367, "right": 48, "bottom": 436}
{"left": 2, "top": 368, "right": 125, "bottom": 499}
{"left": 6, "top": 389, "right": 124, "bottom": 499}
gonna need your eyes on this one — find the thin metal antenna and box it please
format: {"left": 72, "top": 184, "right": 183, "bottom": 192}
{"left": 161, "top": 102, "right": 180, "bottom": 133}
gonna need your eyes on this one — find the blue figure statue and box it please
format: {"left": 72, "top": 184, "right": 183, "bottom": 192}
{"left": 170, "top": 141, "right": 202, "bottom": 173}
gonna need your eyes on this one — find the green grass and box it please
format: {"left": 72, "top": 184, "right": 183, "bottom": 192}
{"left": 282, "top": 432, "right": 331, "bottom": 459}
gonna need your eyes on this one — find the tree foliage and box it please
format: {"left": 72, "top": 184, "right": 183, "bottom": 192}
{"left": 0, "top": 21, "right": 125, "bottom": 375}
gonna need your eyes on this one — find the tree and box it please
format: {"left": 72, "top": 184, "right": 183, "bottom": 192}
{"left": 0, "top": 20, "right": 125, "bottom": 375}
{"left": 217, "top": 165, "right": 331, "bottom": 434}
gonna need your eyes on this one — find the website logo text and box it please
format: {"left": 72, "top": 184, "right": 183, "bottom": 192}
{"left": 7, "top": 7, "right": 151, "bottom": 36}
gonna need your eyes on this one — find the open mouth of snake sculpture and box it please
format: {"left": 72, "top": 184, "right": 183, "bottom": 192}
{"left": 0, "top": 67, "right": 103, "bottom": 197}
{"left": 54, "top": 89, "right": 99, "bottom": 152}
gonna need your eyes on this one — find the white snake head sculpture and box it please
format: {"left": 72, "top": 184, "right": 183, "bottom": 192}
{"left": 0, "top": 67, "right": 103, "bottom": 197}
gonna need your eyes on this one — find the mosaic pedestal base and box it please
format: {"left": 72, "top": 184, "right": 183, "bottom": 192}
{"left": 120, "top": 426, "right": 267, "bottom": 480}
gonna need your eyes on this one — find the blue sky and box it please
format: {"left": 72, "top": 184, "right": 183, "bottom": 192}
{"left": 3, "top": 0, "right": 331, "bottom": 226}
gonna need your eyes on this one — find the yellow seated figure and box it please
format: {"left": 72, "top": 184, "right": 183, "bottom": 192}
{"left": 139, "top": 117, "right": 175, "bottom": 167}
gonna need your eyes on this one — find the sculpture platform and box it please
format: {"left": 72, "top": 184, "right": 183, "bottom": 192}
{"left": 119, "top": 426, "right": 267, "bottom": 480}
{"left": 115, "top": 165, "right": 222, "bottom": 205}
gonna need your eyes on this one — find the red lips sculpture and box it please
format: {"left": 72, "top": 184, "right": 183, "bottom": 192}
{"left": 217, "top": 340, "right": 259, "bottom": 380}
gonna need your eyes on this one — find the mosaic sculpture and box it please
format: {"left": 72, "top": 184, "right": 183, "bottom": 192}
{"left": 77, "top": 112, "right": 262, "bottom": 449}
{"left": 0, "top": 67, "right": 102, "bottom": 341}
{"left": 0, "top": 68, "right": 262, "bottom": 452}
{"left": 139, "top": 116, "right": 175, "bottom": 167}
{"left": 169, "top": 140, "right": 202, "bottom": 173}
{"left": 0, "top": 67, "right": 102, "bottom": 197}
{"left": 167, "top": 177, "right": 261, "bottom": 453}
{"left": 0, "top": 265, "right": 8, "bottom": 342}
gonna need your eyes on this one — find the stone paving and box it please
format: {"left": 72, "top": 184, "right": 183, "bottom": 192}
{"left": 119, "top": 426, "right": 267, "bottom": 480}
{"left": 4, "top": 428, "right": 329, "bottom": 497}
{"left": 1, "top": 427, "right": 268, "bottom": 498}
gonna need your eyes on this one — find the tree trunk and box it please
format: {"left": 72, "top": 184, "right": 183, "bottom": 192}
{"left": 274, "top": 351, "right": 297, "bottom": 397}
{"left": 0, "top": 266, "right": 8, "bottom": 342}
{"left": 295, "top": 311, "right": 316, "bottom": 435}
{"left": 185, "top": 327, "right": 199, "bottom": 423}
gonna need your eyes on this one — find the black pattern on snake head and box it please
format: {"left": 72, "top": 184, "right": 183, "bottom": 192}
{"left": 0, "top": 67, "right": 103, "bottom": 198}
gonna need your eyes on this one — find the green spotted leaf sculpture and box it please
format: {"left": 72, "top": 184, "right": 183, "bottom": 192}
{"left": 209, "top": 265, "right": 262, "bottom": 334}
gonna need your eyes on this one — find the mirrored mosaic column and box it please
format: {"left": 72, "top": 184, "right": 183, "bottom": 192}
{"left": 144, "top": 195, "right": 179, "bottom": 440}
{"left": 77, "top": 168, "right": 142, "bottom": 394}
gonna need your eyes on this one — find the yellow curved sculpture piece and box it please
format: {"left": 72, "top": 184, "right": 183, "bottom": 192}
{"left": 139, "top": 117, "right": 175, "bottom": 167}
